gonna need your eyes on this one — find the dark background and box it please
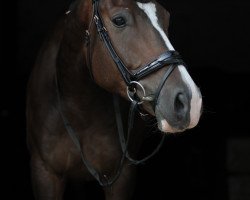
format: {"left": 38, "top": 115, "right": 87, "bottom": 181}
{"left": 1, "top": 0, "right": 250, "bottom": 199}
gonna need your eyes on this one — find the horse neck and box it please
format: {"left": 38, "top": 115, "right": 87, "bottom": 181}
{"left": 56, "top": 9, "right": 106, "bottom": 107}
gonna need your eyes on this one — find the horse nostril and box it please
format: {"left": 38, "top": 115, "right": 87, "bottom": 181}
{"left": 174, "top": 93, "right": 188, "bottom": 120}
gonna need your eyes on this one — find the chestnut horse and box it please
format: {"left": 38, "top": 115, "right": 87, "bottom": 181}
{"left": 26, "top": 0, "right": 202, "bottom": 199}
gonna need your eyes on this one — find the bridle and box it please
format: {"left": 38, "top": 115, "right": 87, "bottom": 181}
{"left": 58, "top": 0, "right": 185, "bottom": 187}
{"left": 87, "top": 0, "right": 185, "bottom": 108}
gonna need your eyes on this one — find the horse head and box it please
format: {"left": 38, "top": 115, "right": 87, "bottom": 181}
{"left": 80, "top": 0, "right": 202, "bottom": 133}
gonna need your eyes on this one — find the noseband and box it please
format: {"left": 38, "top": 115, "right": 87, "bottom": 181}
{"left": 60, "top": 0, "right": 186, "bottom": 187}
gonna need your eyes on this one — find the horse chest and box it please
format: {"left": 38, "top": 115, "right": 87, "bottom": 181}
{"left": 56, "top": 111, "right": 123, "bottom": 176}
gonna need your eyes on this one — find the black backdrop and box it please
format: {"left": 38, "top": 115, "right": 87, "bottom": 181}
{"left": 1, "top": 0, "right": 250, "bottom": 199}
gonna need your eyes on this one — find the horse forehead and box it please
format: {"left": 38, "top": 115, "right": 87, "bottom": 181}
{"left": 136, "top": 2, "right": 160, "bottom": 22}
{"left": 136, "top": 2, "right": 174, "bottom": 50}
{"left": 103, "top": 0, "right": 137, "bottom": 7}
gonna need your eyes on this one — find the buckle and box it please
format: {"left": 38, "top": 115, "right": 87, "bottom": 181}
{"left": 126, "top": 81, "right": 154, "bottom": 104}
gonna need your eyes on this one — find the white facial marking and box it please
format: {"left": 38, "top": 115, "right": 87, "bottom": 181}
{"left": 178, "top": 65, "right": 202, "bottom": 128}
{"left": 137, "top": 2, "right": 174, "bottom": 50}
{"left": 160, "top": 119, "right": 174, "bottom": 133}
{"left": 137, "top": 2, "right": 202, "bottom": 131}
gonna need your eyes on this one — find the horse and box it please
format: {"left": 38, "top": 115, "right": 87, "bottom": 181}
{"left": 26, "top": 0, "right": 202, "bottom": 199}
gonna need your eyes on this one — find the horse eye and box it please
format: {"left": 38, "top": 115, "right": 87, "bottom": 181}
{"left": 112, "top": 16, "right": 126, "bottom": 28}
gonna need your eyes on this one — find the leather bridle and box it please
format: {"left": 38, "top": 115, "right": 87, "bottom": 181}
{"left": 88, "top": 0, "right": 185, "bottom": 107}
{"left": 58, "top": 0, "right": 186, "bottom": 187}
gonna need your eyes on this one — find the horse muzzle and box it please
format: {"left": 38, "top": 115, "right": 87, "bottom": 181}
{"left": 155, "top": 79, "right": 202, "bottom": 133}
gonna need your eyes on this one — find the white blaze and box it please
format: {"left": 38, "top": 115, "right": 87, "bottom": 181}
{"left": 137, "top": 2, "right": 202, "bottom": 131}
{"left": 137, "top": 2, "right": 174, "bottom": 50}
{"left": 178, "top": 65, "right": 202, "bottom": 128}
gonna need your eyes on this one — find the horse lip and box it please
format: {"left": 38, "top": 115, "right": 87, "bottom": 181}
{"left": 155, "top": 108, "right": 187, "bottom": 133}
{"left": 155, "top": 109, "right": 174, "bottom": 133}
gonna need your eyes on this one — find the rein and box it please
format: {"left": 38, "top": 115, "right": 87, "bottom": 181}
{"left": 58, "top": 0, "right": 185, "bottom": 187}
